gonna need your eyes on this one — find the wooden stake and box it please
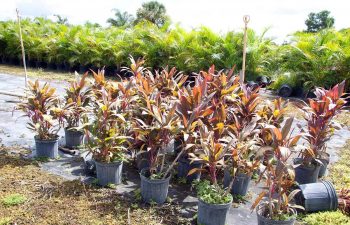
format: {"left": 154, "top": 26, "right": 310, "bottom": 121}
{"left": 241, "top": 15, "right": 250, "bottom": 84}
{"left": 16, "top": 8, "right": 28, "bottom": 88}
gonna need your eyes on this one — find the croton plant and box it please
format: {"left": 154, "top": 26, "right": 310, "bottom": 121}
{"left": 297, "top": 81, "right": 347, "bottom": 165}
{"left": 17, "top": 80, "right": 61, "bottom": 140}
{"left": 252, "top": 117, "right": 304, "bottom": 220}
{"left": 57, "top": 72, "right": 92, "bottom": 130}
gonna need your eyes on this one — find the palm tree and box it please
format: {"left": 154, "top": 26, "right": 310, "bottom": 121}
{"left": 107, "top": 9, "right": 134, "bottom": 27}
{"left": 135, "top": 1, "right": 169, "bottom": 27}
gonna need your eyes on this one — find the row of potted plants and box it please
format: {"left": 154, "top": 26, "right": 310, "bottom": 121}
{"left": 17, "top": 58, "right": 347, "bottom": 225}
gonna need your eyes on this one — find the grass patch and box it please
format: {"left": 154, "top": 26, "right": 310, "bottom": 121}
{"left": 0, "top": 64, "right": 76, "bottom": 82}
{"left": 301, "top": 211, "right": 350, "bottom": 225}
{"left": 1, "top": 194, "right": 26, "bottom": 207}
{"left": 0, "top": 217, "right": 11, "bottom": 225}
{"left": 327, "top": 140, "right": 350, "bottom": 189}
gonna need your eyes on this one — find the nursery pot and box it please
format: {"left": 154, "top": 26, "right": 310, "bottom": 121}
{"left": 197, "top": 198, "right": 232, "bottom": 225}
{"left": 224, "top": 170, "right": 251, "bottom": 196}
{"left": 64, "top": 128, "right": 84, "bottom": 149}
{"left": 294, "top": 158, "right": 320, "bottom": 184}
{"left": 318, "top": 153, "right": 330, "bottom": 178}
{"left": 177, "top": 157, "right": 202, "bottom": 183}
{"left": 95, "top": 160, "right": 123, "bottom": 186}
{"left": 34, "top": 135, "right": 59, "bottom": 159}
{"left": 295, "top": 180, "right": 338, "bottom": 212}
{"left": 256, "top": 204, "right": 296, "bottom": 225}
{"left": 136, "top": 151, "right": 150, "bottom": 171}
{"left": 278, "top": 84, "right": 293, "bottom": 98}
{"left": 140, "top": 168, "right": 170, "bottom": 204}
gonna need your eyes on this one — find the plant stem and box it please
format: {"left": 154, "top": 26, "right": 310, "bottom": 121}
{"left": 162, "top": 146, "right": 185, "bottom": 179}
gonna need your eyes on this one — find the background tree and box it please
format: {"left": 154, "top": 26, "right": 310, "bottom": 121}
{"left": 107, "top": 9, "right": 134, "bottom": 27}
{"left": 305, "top": 10, "right": 335, "bottom": 33}
{"left": 135, "top": 1, "right": 169, "bottom": 27}
{"left": 54, "top": 14, "right": 68, "bottom": 25}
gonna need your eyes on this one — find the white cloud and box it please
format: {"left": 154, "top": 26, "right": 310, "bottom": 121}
{"left": 0, "top": 0, "right": 348, "bottom": 42}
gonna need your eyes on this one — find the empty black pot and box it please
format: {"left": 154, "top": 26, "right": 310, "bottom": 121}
{"left": 224, "top": 170, "right": 251, "bottom": 196}
{"left": 295, "top": 181, "right": 338, "bottom": 212}
{"left": 177, "top": 157, "right": 202, "bottom": 183}
{"left": 278, "top": 84, "right": 293, "bottom": 97}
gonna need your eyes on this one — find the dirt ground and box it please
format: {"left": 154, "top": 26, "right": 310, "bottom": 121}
{"left": 0, "top": 147, "right": 189, "bottom": 225}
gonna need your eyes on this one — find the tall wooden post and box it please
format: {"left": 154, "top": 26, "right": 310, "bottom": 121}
{"left": 241, "top": 15, "right": 250, "bottom": 84}
{"left": 16, "top": 8, "right": 28, "bottom": 88}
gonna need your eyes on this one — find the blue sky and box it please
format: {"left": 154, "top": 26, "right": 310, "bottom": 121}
{"left": 0, "top": 0, "right": 348, "bottom": 42}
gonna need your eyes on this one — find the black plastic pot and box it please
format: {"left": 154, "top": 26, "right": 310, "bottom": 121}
{"left": 295, "top": 181, "right": 338, "bottom": 212}
{"left": 140, "top": 168, "right": 170, "bottom": 204}
{"left": 224, "top": 170, "right": 251, "bottom": 196}
{"left": 318, "top": 154, "right": 330, "bottom": 178}
{"left": 64, "top": 128, "right": 84, "bottom": 149}
{"left": 197, "top": 198, "right": 232, "bottom": 225}
{"left": 177, "top": 157, "right": 202, "bottom": 183}
{"left": 95, "top": 160, "right": 123, "bottom": 186}
{"left": 136, "top": 151, "right": 150, "bottom": 171}
{"left": 294, "top": 158, "right": 320, "bottom": 184}
{"left": 278, "top": 84, "right": 293, "bottom": 98}
{"left": 174, "top": 136, "right": 184, "bottom": 155}
{"left": 256, "top": 204, "right": 296, "bottom": 225}
{"left": 34, "top": 135, "right": 59, "bottom": 159}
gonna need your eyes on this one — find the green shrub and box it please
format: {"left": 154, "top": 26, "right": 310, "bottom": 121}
{"left": 302, "top": 211, "right": 350, "bottom": 225}
{"left": 269, "top": 72, "right": 301, "bottom": 90}
{"left": 1, "top": 194, "right": 27, "bottom": 207}
{"left": 0, "top": 218, "right": 11, "bottom": 225}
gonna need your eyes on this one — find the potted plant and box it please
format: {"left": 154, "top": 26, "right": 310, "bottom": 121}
{"left": 295, "top": 81, "right": 347, "bottom": 183}
{"left": 59, "top": 72, "right": 92, "bottom": 148}
{"left": 189, "top": 123, "right": 234, "bottom": 225}
{"left": 17, "top": 80, "right": 61, "bottom": 158}
{"left": 252, "top": 117, "right": 304, "bottom": 225}
{"left": 85, "top": 87, "right": 131, "bottom": 186}
{"left": 132, "top": 90, "right": 180, "bottom": 204}
{"left": 224, "top": 84, "right": 261, "bottom": 196}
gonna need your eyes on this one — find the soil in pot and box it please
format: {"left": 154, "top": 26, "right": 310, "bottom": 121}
{"left": 294, "top": 158, "right": 320, "bottom": 184}
{"left": 197, "top": 198, "right": 232, "bottom": 225}
{"left": 64, "top": 128, "right": 84, "bottom": 149}
{"left": 177, "top": 156, "right": 202, "bottom": 183}
{"left": 223, "top": 170, "right": 251, "bottom": 196}
{"left": 34, "top": 135, "right": 59, "bottom": 159}
{"left": 95, "top": 160, "right": 123, "bottom": 186}
{"left": 256, "top": 204, "right": 296, "bottom": 225}
{"left": 140, "top": 168, "right": 170, "bottom": 204}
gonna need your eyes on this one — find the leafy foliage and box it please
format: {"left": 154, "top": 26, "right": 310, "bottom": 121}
{"left": 252, "top": 117, "right": 304, "bottom": 220}
{"left": 57, "top": 72, "right": 92, "bottom": 129}
{"left": 195, "top": 180, "right": 232, "bottom": 204}
{"left": 135, "top": 1, "right": 169, "bottom": 27}
{"left": 16, "top": 80, "right": 60, "bottom": 140}
{"left": 296, "top": 81, "right": 347, "bottom": 165}
{"left": 107, "top": 9, "right": 134, "bottom": 27}
{"left": 305, "top": 10, "right": 335, "bottom": 33}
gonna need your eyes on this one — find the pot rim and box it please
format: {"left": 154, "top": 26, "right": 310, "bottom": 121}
{"left": 256, "top": 204, "right": 297, "bottom": 222}
{"left": 34, "top": 135, "right": 59, "bottom": 142}
{"left": 94, "top": 160, "right": 123, "bottom": 166}
{"left": 140, "top": 167, "right": 171, "bottom": 183}
{"left": 64, "top": 127, "right": 84, "bottom": 133}
{"left": 198, "top": 196, "right": 233, "bottom": 208}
